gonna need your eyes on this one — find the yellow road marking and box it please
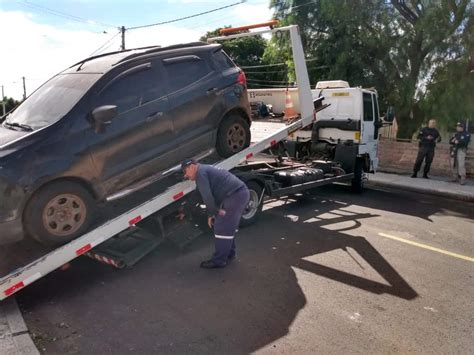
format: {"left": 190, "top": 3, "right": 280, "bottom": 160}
{"left": 378, "top": 233, "right": 474, "bottom": 263}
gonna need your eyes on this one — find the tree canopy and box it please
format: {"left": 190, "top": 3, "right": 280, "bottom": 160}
{"left": 270, "top": 0, "right": 473, "bottom": 137}
{"left": 200, "top": 28, "right": 290, "bottom": 89}
{"left": 1, "top": 97, "right": 20, "bottom": 118}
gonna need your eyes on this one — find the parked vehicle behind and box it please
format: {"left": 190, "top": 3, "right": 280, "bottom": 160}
{"left": 0, "top": 42, "right": 251, "bottom": 246}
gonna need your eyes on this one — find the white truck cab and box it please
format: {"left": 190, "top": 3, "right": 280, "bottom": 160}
{"left": 311, "top": 80, "right": 381, "bottom": 171}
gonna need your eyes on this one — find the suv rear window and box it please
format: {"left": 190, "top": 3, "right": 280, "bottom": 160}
{"left": 164, "top": 56, "right": 212, "bottom": 93}
{"left": 213, "top": 50, "right": 235, "bottom": 70}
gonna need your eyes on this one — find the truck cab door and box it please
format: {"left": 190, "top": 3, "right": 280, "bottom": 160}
{"left": 360, "top": 92, "right": 378, "bottom": 172}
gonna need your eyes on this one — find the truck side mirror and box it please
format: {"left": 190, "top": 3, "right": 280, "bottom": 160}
{"left": 92, "top": 105, "right": 118, "bottom": 125}
{"left": 313, "top": 96, "right": 324, "bottom": 110}
{"left": 385, "top": 106, "right": 395, "bottom": 122}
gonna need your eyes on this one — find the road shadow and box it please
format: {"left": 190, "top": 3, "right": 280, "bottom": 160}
{"left": 299, "top": 183, "right": 474, "bottom": 222}
{"left": 17, "top": 191, "right": 417, "bottom": 354}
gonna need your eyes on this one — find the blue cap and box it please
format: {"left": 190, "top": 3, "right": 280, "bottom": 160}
{"left": 181, "top": 159, "right": 197, "bottom": 171}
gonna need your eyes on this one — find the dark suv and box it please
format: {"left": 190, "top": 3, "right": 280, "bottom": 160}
{"left": 0, "top": 42, "right": 251, "bottom": 246}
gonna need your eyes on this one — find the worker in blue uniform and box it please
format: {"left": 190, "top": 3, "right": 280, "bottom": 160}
{"left": 182, "top": 159, "right": 250, "bottom": 269}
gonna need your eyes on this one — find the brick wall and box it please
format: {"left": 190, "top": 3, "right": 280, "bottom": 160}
{"left": 377, "top": 138, "right": 474, "bottom": 177}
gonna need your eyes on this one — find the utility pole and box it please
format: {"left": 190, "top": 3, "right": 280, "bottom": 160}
{"left": 22, "top": 77, "right": 26, "bottom": 101}
{"left": 1, "top": 85, "right": 5, "bottom": 116}
{"left": 120, "top": 26, "right": 126, "bottom": 51}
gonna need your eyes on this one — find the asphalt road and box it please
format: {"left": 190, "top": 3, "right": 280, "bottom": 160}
{"left": 6, "top": 185, "right": 474, "bottom": 354}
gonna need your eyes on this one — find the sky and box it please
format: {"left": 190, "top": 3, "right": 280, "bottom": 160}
{"left": 0, "top": 0, "right": 273, "bottom": 100}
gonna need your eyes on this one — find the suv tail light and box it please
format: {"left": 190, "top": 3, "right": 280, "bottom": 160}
{"left": 237, "top": 70, "right": 247, "bottom": 87}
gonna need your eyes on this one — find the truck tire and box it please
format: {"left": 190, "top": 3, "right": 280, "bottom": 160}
{"left": 240, "top": 181, "right": 264, "bottom": 227}
{"left": 351, "top": 159, "right": 365, "bottom": 193}
{"left": 216, "top": 114, "right": 251, "bottom": 158}
{"left": 24, "top": 181, "right": 96, "bottom": 247}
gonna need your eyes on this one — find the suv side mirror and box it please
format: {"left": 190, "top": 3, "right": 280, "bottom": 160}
{"left": 92, "top": 105, "right": 118, "bottom": 125}
{"left": 385, "top": 106, "right": 395, "bottom": 122}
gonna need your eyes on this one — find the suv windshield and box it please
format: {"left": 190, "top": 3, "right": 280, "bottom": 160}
{"left": 5, "top": 73, "right": 100, "bottom": 130}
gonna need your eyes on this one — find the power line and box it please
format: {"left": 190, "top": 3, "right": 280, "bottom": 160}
{"left": 272, "top": 0, "right": 316, "bottom": 12}
{"left": 184, "top": 13, "right": 237, "bottom": 31}
{"left": 248, "top": 82, "right": 295, "bottom": 88}
{"left": 90, "top": 31, "right": 121, "bottom": 56}
{"left": 241, "top": 63, "right": 287, "bottom": 69}
{"left": 128, "top": 0, "right": 246, "bottom": 30}
{"left": 248, "top": 79, "right": 293, "bottom": 84}
{"left": 245, "top": 70, "right": 288, "bottom": 74}
{"left": 20, "top": 0, "right": 117, "bottom": 28}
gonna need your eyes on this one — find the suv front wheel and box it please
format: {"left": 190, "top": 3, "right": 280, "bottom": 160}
{"left": 216, "top": 114, "right": 251, "bottom": 158}
{"left": 24, "top": 181, "right": 96, "bottom": 246}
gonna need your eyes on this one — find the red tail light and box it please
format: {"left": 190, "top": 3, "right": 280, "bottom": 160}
{"left": 237, "top": 70, "right": 247, "bottom": 87}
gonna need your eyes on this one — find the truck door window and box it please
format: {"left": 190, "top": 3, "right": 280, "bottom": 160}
{"left": 363, "top": 93, "right": 374, "bottom": 121}
{"left": 163, "top": 56, "right": 212, "bottom": 94}
{"left": 98, "top": 64, "right": 162, "bottom": 114}
{"left": 373, "top": 94, "right": 380, "bottom": 121}
{"left": 373, "top": 93, "right": 380, "bottom": 139}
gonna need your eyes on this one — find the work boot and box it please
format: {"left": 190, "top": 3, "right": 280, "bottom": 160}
{"left": 227, "top": 253, "right": 236, "bottom": 263}
{"left": 423, "top": 174, "right": 429, "bottom": 179}
{"left": 200, "top": 260, "right": 226, "bottom": 269}
{"left": 460, "top": 178, "right": 466, "bottom": 185}
{"left": 411, "top": 173, "right": 417, "bottom": 178}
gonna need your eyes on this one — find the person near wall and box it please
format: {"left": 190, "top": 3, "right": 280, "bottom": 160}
{"left": 449, "top": 122, "right": 471, "bottom": 185}
{"left": 412, "top": 119, "right": 442, "bottom": 179}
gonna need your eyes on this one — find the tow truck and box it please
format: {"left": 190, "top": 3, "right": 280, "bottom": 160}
{"left": 0, "top": 21, "right": 393, "bottom": 300}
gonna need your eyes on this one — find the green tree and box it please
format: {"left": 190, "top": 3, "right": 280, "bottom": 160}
{"left": 200, "top": 28, "right": 292, "bottom": 89}
{"left": 270, "top": 0, "right": 472, "bottom": 138}
{"left": 1, "top": 96, "right": 20, "bottom": 117}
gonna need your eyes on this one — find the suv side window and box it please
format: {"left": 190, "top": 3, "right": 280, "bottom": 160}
{"left": 163, "top": 55, "right": 212, "bottom": 93}
{"left": 363, "top": 92, "right": 374, "bottom": 121}
{"left": 98, "top": 63, "right": 163, "bottom": 114}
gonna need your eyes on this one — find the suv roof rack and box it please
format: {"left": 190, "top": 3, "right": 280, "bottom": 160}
{"left": 70, "top": 45, "right": 161, "bottom": 70}
{"left": 114, "top": 42, "right": 215, "bottom": 66}
{"left": 71, "top": 42, "right": 215, "bottom": 71}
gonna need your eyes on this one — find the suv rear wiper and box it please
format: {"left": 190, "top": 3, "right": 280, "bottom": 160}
{"left": 3, "top": 121, "right": 33, "bottom": 132}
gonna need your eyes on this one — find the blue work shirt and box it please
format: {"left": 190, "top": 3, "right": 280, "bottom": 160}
{"left": 195, "top": 164, "right": 246, "bottom": 216}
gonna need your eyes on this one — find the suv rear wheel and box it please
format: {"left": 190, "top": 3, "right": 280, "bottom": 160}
{"left": 216, "top": 114, "right": 251, "bottom": 158}
{"left": 24, "top": 181, "right": 96, "bottom": 246}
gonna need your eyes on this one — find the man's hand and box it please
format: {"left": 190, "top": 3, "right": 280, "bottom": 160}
{"left": 218, "top": 209, "right": 226, "bottom": 217}
{"left": 208, "top": 216, "right": 215, "bottom": 229}
{"left": 454, "top": 139, "right": 459, "bottom": 144}
{"left": 426, "top": 135, "right": 433, "bottom": 140}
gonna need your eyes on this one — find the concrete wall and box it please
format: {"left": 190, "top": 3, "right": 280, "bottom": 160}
{"left": 377, "top": 138, "right": 473, "bottom": 177}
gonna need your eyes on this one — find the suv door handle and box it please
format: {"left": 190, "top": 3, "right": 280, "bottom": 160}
{"left": 146, "top": 112, "right": 163, "bottom": 122}
{"left": 207, "top": 87, "right": 218, "bottom": 95}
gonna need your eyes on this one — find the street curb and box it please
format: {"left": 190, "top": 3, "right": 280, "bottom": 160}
{"left": 0, "top": 297, "right": 39, "bottom": 355}
{"left": 366, "top": 180, "right": 474, "bottom": 202}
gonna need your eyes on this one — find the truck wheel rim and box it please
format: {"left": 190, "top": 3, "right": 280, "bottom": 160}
{"left": 42, "top": 194, "right": 87, "bottom": 237}
{"left": 242, "top": 190, "right": 259, "bottom": 220}
{"left": 227, "top": 124, "right": 246, "bottom": 152}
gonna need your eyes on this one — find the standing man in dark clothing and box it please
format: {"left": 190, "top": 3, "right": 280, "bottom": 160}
{"left": 182, "top": 159, "right": 250, "bottom": 269}
{"left": 412, "top": 119, "right": 442, "bottom": 178}
{"left": 449, "top": 122, "right": 471, "bottom": 185}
